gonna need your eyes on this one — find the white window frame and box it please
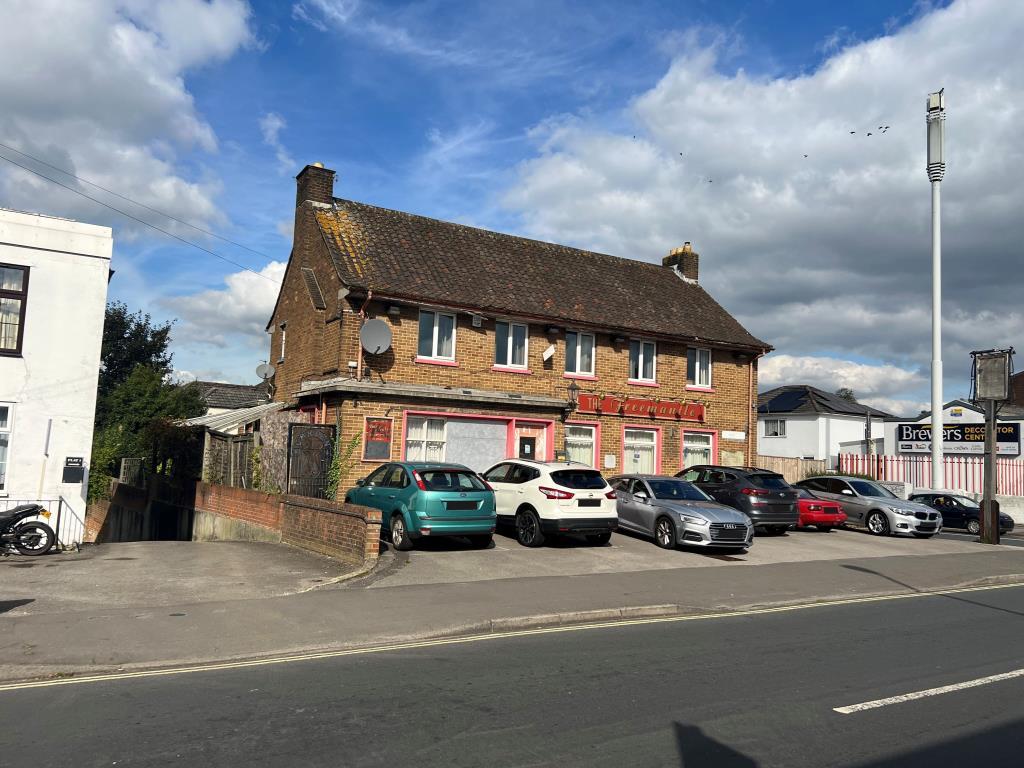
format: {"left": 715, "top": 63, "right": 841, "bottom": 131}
{"left": 629, "top": 338, "right": 657, "bottom": 383}
{"left": 564, "top": 423, "right": 597, "bottom": 467}
{"left": 687, "top": 347, "right": 712, "bottom": 388}
{"left": 405, "top": 416, "right": 447, "bottom": 462}
{"left": 495, "top": 320, "right": 529, "bottom": 368}
{"left": 623, "top": 427, "right": 658, "bottom": 474}
{"left": 278, "top": 323, "right": 286, "bottom": 363}
{"left": 565, "top": 330, "right": 596, "bottom": 376}
{"left": 417, "top": 309, "right": 457, "bottom": 361}
{"left": 682, "top": 430, "right": 714, "bottom": 469}
{"left": 763, "top": 418, "right": 786, "bottom": 438}
{"left": 0, "top": 402, "right": 13, "bottom": 492}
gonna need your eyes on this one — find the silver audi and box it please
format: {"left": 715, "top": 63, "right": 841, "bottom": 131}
{"left": 610, "top": 475, "right": 754, "bottom": 550}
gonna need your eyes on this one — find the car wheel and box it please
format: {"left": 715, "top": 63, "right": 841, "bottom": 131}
{"left": 966, "top": 519, "right": 981, "bottom": 535}
{"left": 468, "top": 534, "right": 493, "bottom": 549}
{"left": 515, "top": 508, "right": 545, "bottom": 548}
{"left": 390, "top": 514, "right": 413, "bottom": 551}
{"left": 586, "top": 532, "right": 612, "bottom": 546}
{"left": 654, "top": 517, "right": 676, "bottom": 549}
{"left": 866, "top": 511, "right": 890, "bottom": 536}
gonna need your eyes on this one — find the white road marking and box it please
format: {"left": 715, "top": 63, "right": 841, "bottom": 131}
{"left": 834, "top": 668, "right": 1024, "bottom": 714}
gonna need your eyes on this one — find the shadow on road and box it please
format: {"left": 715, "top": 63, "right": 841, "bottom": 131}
{"left": 676, "top": 722, "right": 758, "bottom": 766}
{"left": 841, "top": 563, "right": 1024, "bottom": 619}
{"left": 0, "top": 599, "right": 33, "bottom": 614}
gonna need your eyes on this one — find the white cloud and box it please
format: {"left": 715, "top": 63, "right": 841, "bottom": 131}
{"left": 259, "top": 111, "right": 295, "bottom": 174}
{"left": 760, "top": 354, "right": 923, "bottom": 395}
{"left": 0, "top": 0, "right": 253, "bottom": 230}
{"left": 504, "top": 0, "right": 1024, "bottom": 401}
{"left": 161, "top": 260, "right": 286, "bottom": 350}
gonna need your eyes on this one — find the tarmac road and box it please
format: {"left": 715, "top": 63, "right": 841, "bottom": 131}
{"left": 5, "top": 582, "right": 1024, "bottom": 767}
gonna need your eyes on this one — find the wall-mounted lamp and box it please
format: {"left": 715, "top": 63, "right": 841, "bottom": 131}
{"left": 566, "top": 379, "right": 581, "bottom": 411}
{"left": 546, "top": 325, "right": 561, "bottom": 336}
{"left": 613, "top": 335, "right": 626, "bottom": 345}
{"left": 386, "top": 305, "right": 401, "bottom": 316}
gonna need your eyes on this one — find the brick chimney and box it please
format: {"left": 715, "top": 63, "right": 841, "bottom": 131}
{"left": 662, "top": 241, "right": 699, "bottom": 282}
{"left": 296, "top": 162, "right": 336, "bottom": 208}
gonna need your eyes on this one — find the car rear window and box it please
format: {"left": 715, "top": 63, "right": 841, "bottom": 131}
{"left": 419, "top": 470, "right": 487, "bottom": 491}
{"left": 750, "top": 473, "right": 790, "bottom": 490}
{"left": 550, "top": 469, "right": 607, "bottom": 490}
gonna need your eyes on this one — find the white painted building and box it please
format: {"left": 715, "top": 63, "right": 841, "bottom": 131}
{"left": 757, "top": 385, "right": 888, "bottom": 463}
{"left": 0, "top": 209, "right": 111, "bottom": 544}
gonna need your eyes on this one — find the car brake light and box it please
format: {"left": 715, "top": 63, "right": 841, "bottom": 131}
{"left": 539, "top": 486, "right": 574, "bottom": 500}
{"left": 412, "top": 470, "right": 428, "bottom": 491}
{"left": 605, "top": 489, "right": 617, "bottom": 500}
{"left": 807, "top": 504, "right": 822, "bottom": 511}
{"left": 741, "top": 487, "right": 768, "bottom": 496}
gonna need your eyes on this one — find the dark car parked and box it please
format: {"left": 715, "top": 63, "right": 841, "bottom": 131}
{"left": 675, "top": 465, "right": 798, "bottom": 533}
{"left": 909, "top": 492, "right": 1015, "bottom": 535}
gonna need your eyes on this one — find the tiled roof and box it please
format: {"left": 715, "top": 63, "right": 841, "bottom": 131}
{"left": 758, "top": 385, "right": 892, "bottom": 418}
{"left": 301, "top": 267, "right": 327, "bottom": 310}
{"left": 313, "top": 199, "right": 769, "bottom": 350}
{"left": 195, "top": 381, "right": 271, "bottom": 410}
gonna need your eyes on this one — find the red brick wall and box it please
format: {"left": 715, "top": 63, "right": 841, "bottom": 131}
{"left": 193, "top": 482, "right": 380, "bottom": 565}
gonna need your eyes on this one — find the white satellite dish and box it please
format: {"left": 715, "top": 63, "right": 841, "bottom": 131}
{"left": 255, "top": 362, "right": 276, "bottom": 380}
{"left": 360, "top": 319, "right": 393, "bottom": 355}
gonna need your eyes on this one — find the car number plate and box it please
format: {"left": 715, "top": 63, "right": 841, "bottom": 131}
{"left": 578, "top": 499, "right": 601, "bottom": 508}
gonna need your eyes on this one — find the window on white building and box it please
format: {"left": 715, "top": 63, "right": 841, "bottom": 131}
{"left": 0, "top": 403, "right": 11, "bottom": 491}
{"left": 687, "top": 347, "right": 712, "bottom": 388}
{"left": 0, "top": 264, "right": 29, "bottom": 355}
{"left": 763, "top": 419, "right": 786, "bottom": 437}
{"left": 405, "top": 417, "right": 447, "bottom": 461}
{"left": 629, "top": 340, "right": 657, "bottom": 382}
{"left": 623, "top": 428, "right": 657, "bottom": 474}
{"left": 495, "top": 321, "right": 528, "bottom": 368}
{"left": 565, "top": 331, "right": 595, "bottom": 375}
{"left": 683, "top": 432, "right": 713, "bottom": 468}
{"left": 565, "top": 424, "right": 596, "bottom": 467}
{"left": 418, "top": 310, "right": 456, "bottom": 360}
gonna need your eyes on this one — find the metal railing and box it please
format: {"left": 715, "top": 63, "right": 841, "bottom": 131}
{"left": 1, "top": 497, "right": 85, "bottom": 550}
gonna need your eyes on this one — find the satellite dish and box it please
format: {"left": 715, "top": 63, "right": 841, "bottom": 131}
{"left": 360, "top": 319, "right": 393, "bottom": 355}
{"left": 256, "top": 362, "right": 276, "bottom": 380}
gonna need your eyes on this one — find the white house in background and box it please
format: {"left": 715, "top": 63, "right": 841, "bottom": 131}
{"left": 757, "top": 385, "right": 890, "bottom": 463}
{"left": 881, "top": 399, "right": 1024, "bottom": 461}
{"left": 0, "top": 209, "right": 111, "bottom": 544}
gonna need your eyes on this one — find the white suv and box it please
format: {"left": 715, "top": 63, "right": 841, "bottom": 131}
{"left": 481, "top": 460, "right": 618, "bottom": 547}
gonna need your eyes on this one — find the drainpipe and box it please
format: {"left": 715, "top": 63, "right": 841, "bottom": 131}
{"left": 356, "top": 290, "right": 373, "bottom": 381}
{"left": 748, "top": 351, "right": 763, "bottom": 464}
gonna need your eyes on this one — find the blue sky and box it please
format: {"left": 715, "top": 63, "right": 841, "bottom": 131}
{"left": 8, "top": 0, "right": 1024, "bottom": 416}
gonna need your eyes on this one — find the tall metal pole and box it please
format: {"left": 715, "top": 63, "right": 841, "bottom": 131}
{"left": 982, "top": 399, "right": 999, "bottom": 545}
{"left": 927, "top": 90, "right": 946, "bottom": 490}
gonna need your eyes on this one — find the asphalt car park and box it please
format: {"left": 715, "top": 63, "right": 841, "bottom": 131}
{"left": 361, "top": 521, "right": 1000, "bottom": 588}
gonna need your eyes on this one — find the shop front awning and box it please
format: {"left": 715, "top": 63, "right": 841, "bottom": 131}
{"left": 296, "top": 377, "right": 568, "bottom": 411}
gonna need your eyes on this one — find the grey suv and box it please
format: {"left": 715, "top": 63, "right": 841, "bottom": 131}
{"left": 676, "top": 465, "right": 798, "bottom": 534}
{"left": 796, "top": 476, "right": 941, "bottom": 537}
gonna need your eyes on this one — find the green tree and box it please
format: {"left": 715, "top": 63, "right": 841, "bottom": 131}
{"left": 89, "top": 303, "right": 205, "bottom": 500}
{"left": 835, "top": 387, "right": 858, "bottom": 403}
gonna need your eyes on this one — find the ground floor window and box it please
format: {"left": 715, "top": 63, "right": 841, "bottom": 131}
{"left": 683, "top": 431, "right": 714, "bottom": 468}
{"left": 405, "top": 416, "right": 446, "bottom": 462}
{"left": 565, "top": 424, "right": 597, "bottom": 467}
{"left": 623, "top": 428, "right": 658, "bottom": 474}
{"left": 0, "top": 403, "right": 10, "bottom": 490}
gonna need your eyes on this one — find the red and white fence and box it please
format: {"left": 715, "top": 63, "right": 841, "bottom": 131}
{"left": 838, "top": 454, "right": 1024, "bottom": 496}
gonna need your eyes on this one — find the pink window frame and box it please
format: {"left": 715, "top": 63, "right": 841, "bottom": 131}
{"left": 621, "top": 423, "right": 662, "bottom": 475}
{"left": 565, "top": 420, "right": 601, "bottom": 468}
{"left": 399, "top": 410, "right": 555, "bottom": 462}
{"left": 680, "top": 427, "right": 718, "bottom": 471}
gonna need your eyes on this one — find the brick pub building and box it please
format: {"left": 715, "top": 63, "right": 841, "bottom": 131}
{"left": 267, "top": 163, "right": 771, "bottom": 494}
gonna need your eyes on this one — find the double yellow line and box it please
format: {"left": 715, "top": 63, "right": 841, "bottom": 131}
{"left": 2, "top": 581, "right": 1022, "bottom": 693}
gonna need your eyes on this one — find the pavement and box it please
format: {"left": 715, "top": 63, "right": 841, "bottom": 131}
{"left": 0, "top": 540, "right": 356, "bottom": 615}
{"left": 5, "top": 580, "right": 1024, "bottom": 766}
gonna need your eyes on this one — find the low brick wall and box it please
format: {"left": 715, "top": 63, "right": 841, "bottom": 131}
{"left": 192, "top": 482, "right": 381, "bottom": 565}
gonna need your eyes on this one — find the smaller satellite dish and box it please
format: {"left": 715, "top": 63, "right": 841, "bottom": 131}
{"left": 256, "top": 362, "right": 276, "bottom": 380}
{"left": 542, "top": 344, "right": 556, "bottom": 362}
{"left": 360, "top": 319, "right": 393, "bottom": 355}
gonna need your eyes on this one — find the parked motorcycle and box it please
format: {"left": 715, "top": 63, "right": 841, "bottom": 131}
{"left": 1, "top": 504, "right": 56, "bottom": 556}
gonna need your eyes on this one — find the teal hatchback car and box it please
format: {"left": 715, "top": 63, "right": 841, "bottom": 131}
{"left": 345, "top": 462, "right": 497, "bottom": 551}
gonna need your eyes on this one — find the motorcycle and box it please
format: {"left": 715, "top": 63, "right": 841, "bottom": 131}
{"left": 1, "top": 504, "right": 56, "bottom": 556}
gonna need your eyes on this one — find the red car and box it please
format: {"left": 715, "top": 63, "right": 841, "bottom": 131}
{"left": 796, "top": 487, "right": 846, "bottom": 531}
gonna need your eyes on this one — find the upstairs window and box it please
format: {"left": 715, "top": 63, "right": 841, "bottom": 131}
{"left": 278, "top": 322, "right": 286, "bottom": 362}
{"left": 565, "top": 331, "right": 595, "bottom": 376}
{"left": 687, "top": 347, "right": 712, "bottom": 388}
{"left": 629, "top": 339, "right": 657, "bottom": 382}
{"left": 763, "top": 419, "right": 786, "bottom": 438}
{"left": 495, "top": 321, "right": 528, "bottom": 368}
{"left": 0, "top": 264, "right": 29, "bottom": 356}
{"left": 418, "top": 310, "right": 456, "bottom": 361}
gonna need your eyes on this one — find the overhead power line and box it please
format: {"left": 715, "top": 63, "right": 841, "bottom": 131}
{"left": 0, "top": 148, "right": 281, "bottom": 284}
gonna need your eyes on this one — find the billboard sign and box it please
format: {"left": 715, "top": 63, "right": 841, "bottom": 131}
{"left": 896, "top": 422, "right": 1020, "bottom": 456}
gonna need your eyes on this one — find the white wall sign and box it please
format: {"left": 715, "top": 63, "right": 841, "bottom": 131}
{"left": 722, "top": 430, "right": 746, "bottom": 441}
{"left": 603, "top": 454, "right": 616, "bottom": 469}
